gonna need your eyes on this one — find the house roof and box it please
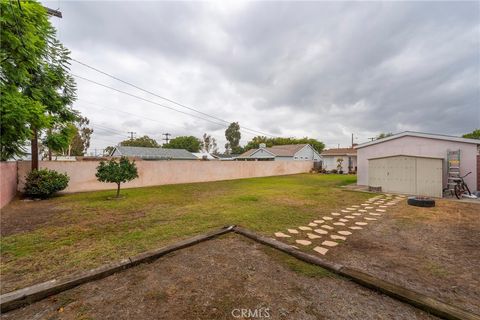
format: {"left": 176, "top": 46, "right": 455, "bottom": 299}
{"left": 192, "top": 152, "right": 218, "bottom": 160}
{"left": 112, "top": 146, "right": 197, "bottom": 160}
{"left": 355, "top": 131, "right": 480, "bottom": 149}
{"left": 321, "top": 147, "right": 357, "bottom": 156}
{"left": 238, "top": 144, "right": 310, "bottom": 158}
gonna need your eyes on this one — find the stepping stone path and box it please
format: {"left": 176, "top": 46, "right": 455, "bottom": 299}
{"left": 296, "top": 239, "right": 312, "bottom": 246}
{"left": 322, "top": 240, "right": 338, "bottom": 247}
{"left": 274, "top": 194, "right": 401, "bottom": 256}
{"left": 274, "top": 232, "right": 291, "bottom": 238}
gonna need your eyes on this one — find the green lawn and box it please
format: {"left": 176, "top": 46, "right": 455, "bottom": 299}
{"left": 1, "top": 174, "right": 368, "bottom": 292}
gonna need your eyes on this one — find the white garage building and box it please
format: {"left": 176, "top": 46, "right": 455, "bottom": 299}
{"left": 355, "top": 132, "right": 480, "bottom": 197}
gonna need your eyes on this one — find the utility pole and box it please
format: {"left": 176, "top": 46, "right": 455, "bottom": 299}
{"left": 162, "top": 133, "right": 171, "bottom": 144}
{"left": 351, "top": 133, "right": 354, "bottom": 148}
{"left": 128, "top": 131, "right": 136, "bottom": 140}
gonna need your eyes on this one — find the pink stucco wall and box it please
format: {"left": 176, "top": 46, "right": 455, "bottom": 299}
{"left": 0, "top": 162, "right": 18, "bottom": 208}
{"left": 357, "top": 136, "right": 478, "bottom": 191}
{"left": 17, "top": 160, "right": 314, "bottom": 193}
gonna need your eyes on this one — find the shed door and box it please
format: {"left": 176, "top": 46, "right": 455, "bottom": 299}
{"left": 368, "top": 156, "right": 442, "bottom": 197}
{"left": 416, "top": 158, "right": 443, "bottom": 197}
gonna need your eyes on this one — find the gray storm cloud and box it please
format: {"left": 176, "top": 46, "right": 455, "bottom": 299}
{"left": 44, "top": 1, "right": 479, "bottom": 150}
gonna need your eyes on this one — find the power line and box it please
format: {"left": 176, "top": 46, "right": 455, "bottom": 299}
{"left": 71, "top": 59, "right": 276, "bottom": 138}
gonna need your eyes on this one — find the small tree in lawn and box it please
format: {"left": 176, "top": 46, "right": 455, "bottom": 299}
{"left": 96, "top": 157, "right": 139, "bottom": 198}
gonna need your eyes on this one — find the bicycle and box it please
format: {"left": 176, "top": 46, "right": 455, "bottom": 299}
{"left": 453, "top": 172, "right": 472, "bottom": 199}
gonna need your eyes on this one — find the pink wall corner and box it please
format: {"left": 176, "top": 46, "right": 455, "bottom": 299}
{"left": 357, "top": 136, "right": 478, "bottom": 191}
{"left": 0, "top": 162, "right": 18, "bottom": 208}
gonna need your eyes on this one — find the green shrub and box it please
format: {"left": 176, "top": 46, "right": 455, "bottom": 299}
{"left": 96, "top": 157, "right": 139, "bottom": 198}
{"left": 24, "top": 169, "right": 69, "bottom": 198}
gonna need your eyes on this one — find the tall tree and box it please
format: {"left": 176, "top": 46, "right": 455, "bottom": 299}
{"left": 69, "top": 116, "right": 93, "bottom": 156}
{"left": 120, "top": 135, "right": 159, "bottom": 148}
{"left": 225, "top": 122, "right": 242, "bottom": 154}
{"left": 0, "top": 1, "right": 78, "bottom": 166}
{"left": 462, "top": 129, "right": 480, "bottom": 140}
{"left": 163, "top": 136, "right": 201, "bottom": 152}
{"left": 43, "top": 123, "right": 76, "bottom": 158}
{"left": 201, "top": 133, "right": 218, "bottom": 153}
{"left": 243, "top": 136, "right": 325, "bottom": 154}
{"left": 375, "top": 132, "right": 393, "bottom": 140}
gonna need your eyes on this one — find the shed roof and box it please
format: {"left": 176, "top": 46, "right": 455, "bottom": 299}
{"left": 112, "top": 146, "right": 197, "bottom": 160}
{"left": 356, "top": 131, "right": 480, "bottom": 149}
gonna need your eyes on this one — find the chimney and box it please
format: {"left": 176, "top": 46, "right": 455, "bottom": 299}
{"left": 259, "top": 143, "right": 266, "bottom": 149}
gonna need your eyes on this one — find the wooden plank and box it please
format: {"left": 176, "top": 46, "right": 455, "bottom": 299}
{"left": 0, "top": 226, "right": 234, "bottom": 313}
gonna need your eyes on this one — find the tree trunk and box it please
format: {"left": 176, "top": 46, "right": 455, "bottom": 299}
{"left": 116, "top": 183, "right": 121, "bottom": 198}
{"left": 48, "top": 128, "right": 52, "bottom": 161}
{"left": 31, "top": 129, "right": 39, "bottom": 170}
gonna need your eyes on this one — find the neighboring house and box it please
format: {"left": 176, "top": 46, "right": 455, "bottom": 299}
{"left": 111, "top": 146, "right": 197, "bottom": 160}
{"left": 237, "top": 144, "right": 322, "bottom": 161}
{"left": 355, "top": 131, "right": 480, "bottom": 197}
{"left": 321, "top": 147, "right": 357, "bottom": 173}
{"left": 192, "top": 152, "right": 219, "bottom": 160}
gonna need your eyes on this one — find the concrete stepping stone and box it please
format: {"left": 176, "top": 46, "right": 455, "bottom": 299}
{"left": 379, "top": 205, "right": 387, "bottom": 208}
{"left": 361, "top": 204, "right": 369, "bottom": 206}
{"left": 288, "top": 229, "right": 299, "bottom": 234}
{"left": 365, "top": 206, "right": 373, "bottom": 209}
{"left": 299, "top": 226, "right": 312, "bottom": 231}
{"left": 307, "top": 233, "right": 321, "bottom": 239}
{"left": 308, "top": 223, "right": 318, "bottom": 227}
{"left": 339, "top": 218, "right": 348, "bottom": 222}
{"left": 376, "top": 209, "right": 386, "bottom": 212}
{"left": 338, "top": 230, "right": 352, "bottom": 235}
{"left": 351, "top": 205, "right": 360, "bottom": 208}
{"left": 322, "top": 216, "right": 333, "bottom": 220}
{"left": 349, "top": 226, "right": 363, "bottom": 230}
{"left": 321, "top": 225, "right": 334, "bottom": 230}
{"left": 331, "top": 212, "right": 341, "bottom": 216}
{"left": 313, "top": 246, "right": 328, "bottom": 255}
{"left": 364, "top": 217, "right": 377, "bottom": 221}
{"left": 331, "top": 235, "right": 346, "bottom": 240}
{"left": 352, "top": 213, "right": 362, "bottom": 216}
{"left": 346, "top": 208, "right": 356, "bottom": 211}
{"left": 345, "top": 215, "right": 355, "bottom": 219}
{"left": 314, "top": 228, "right": 328, "bottom": 234}
{"left": 341, "top": 210, "right": 350, "bottom": 213}
{"left": 314, "top": 220, "right": 324, "bottom": 224}
{"left": 358, "top": 209, "right": 367, "bottom": 212}
{"left": 322, "top": 240, "right": 338, "bottom": 247}
{"left": 333, "top": 222, "right": 345, "bottom": 226}
{"left": 355, "top": 222, "right": 368, "bottom": 226}
{"left": 369, "top": 212, "right": 382, "bottom": 216}
{"left": 296, "top": 239, "right": 312, "bottom": 246}
{"left": 275, "top": 232, "right": 291, "bottom": 238}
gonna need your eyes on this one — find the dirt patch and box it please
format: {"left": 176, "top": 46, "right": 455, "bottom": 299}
{"left": 0, "top": 198, "right": 70, "bottom": 237}
{"left": 325, "top": 199, "right": 480, "bottom": 315}
{"left": 1, "top": 235, "right": 437, "bottom": 320}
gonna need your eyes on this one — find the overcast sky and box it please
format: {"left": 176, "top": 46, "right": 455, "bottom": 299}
{"left": 43, "top": 1, "right": 480, "bottom": 153}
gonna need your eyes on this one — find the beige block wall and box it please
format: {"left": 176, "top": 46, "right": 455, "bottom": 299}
{"left": 0, "top": 162, "right": 18, "bottom": 208}
{"left": 17, "top": 160, "right": 314, "bottom": 193}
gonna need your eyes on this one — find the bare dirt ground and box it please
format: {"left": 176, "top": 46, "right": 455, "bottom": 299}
{"left": 326, "top": 197, "right": 480, "bottom": 315}
{"left": 1, "top": 235, "right": 437, "bottom": 320}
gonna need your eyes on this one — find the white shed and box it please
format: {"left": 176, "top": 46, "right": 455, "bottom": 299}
{"left": 368, "top": 155, "right": 443, "bottom": 197}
